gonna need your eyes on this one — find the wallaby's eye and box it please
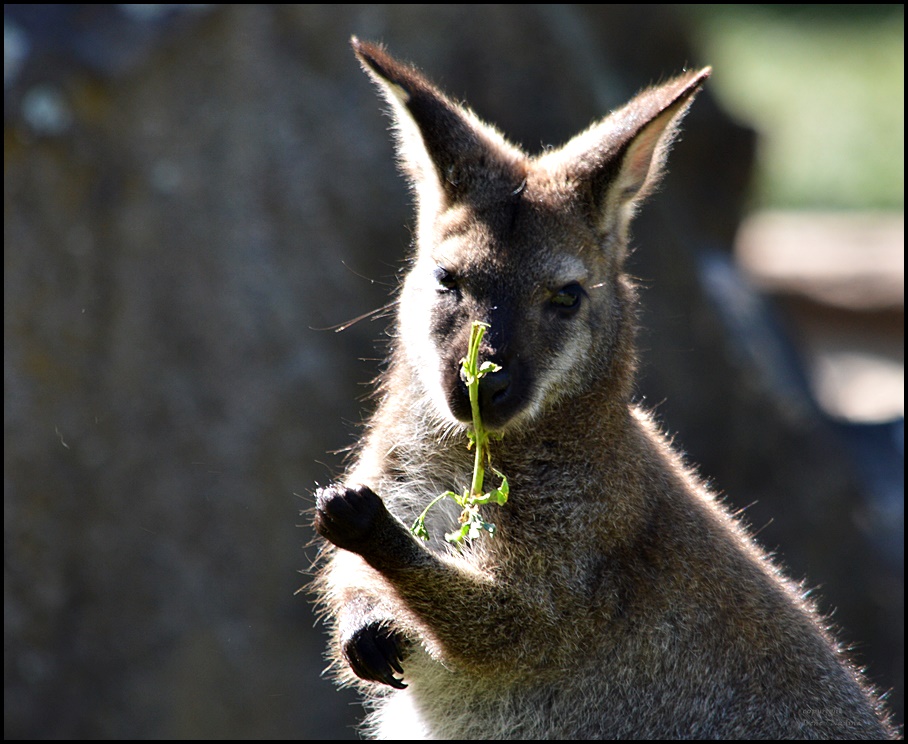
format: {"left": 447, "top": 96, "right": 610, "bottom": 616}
{"left": 433, "top": 266, "right": 457, "bottom": 291}
{"left": 550, "top": 283, "right": 584, "bottom": 314}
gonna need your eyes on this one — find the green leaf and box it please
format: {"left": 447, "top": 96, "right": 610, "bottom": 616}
{"left": 478, "top": 360, "right": 502, "bottom": 376}
{"left": 409, "top": 491, "right": 458, "bottom": 540}
{"left": 492, "top": 475, "right": 509, "bottom": 504}
{"left": 445, "top": 523, "right": 471, "bottom": 544}
{"left": 411, "top": 516, "right": 430, "bottom": 542}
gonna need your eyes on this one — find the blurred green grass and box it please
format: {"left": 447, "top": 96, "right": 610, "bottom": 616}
{"left": 689, "top": 4, "right": 904, "bottom": 210}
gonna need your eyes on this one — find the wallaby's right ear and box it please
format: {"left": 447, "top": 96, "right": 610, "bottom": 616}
{"left": 538, "top": 67, "right": 710, "bottom": 242}
{"left": 351, "top": 37, "right": 524, "bottom": 208}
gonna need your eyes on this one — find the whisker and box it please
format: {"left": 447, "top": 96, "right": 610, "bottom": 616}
{"left": 309, "top": 301, "right": 396, "bottom": 333}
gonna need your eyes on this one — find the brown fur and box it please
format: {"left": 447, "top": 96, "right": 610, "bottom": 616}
{"left": 311, "top": 38, "right": 895, "bottom": 739}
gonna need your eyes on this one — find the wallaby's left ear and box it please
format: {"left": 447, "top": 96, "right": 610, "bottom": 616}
{"left": 609, "top": 68, "right": 711, "bottom": 206}
{"left": 540, "top": 67, "right": 710, "bottom": 233}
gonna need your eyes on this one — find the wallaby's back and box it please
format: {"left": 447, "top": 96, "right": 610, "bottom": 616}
{"left": 312, "top": 39, "right": 896, "bottom": 739}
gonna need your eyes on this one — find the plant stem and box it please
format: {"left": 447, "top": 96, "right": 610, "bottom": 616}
{"left": 410, "top": 320, "right": 506, "bottom": 543}
{"left": 467, "top": 323, "right": 488, "bottom": 498}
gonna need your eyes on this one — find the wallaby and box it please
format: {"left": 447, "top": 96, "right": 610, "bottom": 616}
{"left": 312, "top": 38, "right": 895, "bottom": 739}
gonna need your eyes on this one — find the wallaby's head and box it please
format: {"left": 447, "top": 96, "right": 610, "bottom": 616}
{"left": 353, "top": 38, "right": 709, "bottom": 432}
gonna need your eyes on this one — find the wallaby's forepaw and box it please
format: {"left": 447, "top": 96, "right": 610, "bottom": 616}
{"left": 315, "top": 484, "right": 385, "bottom": 554}
{"left": 343, "top": 622, "right": 409, "bottom": 689}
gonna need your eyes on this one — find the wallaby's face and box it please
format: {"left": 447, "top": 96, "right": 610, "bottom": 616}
{"left": 399, "top": 185, "right": 617, "bottom": 431}
{"left": 354, "top": 39, "right": 709, "bottom": 431}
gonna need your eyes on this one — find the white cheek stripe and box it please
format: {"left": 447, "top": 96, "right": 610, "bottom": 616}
{"left": 399, "top": 283, "right": 462, "bottom": 426}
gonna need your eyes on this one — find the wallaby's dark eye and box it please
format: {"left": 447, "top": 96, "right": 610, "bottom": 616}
{"left": 550, "top": 283, "right": 584, "bottom": 314}
{"left": 434, "top": 266, "right": 457, "bottom": 291}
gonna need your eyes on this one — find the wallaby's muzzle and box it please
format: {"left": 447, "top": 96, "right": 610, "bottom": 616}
{"left": 443, "top": 311, "right": 533, "bottom": 430}
{"left": 447, "top": 354, "right": 528, "bottom": 431}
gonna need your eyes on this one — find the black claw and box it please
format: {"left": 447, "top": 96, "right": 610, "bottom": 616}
{"left": 343, "top": 623, "right": 408, "bottom": 689}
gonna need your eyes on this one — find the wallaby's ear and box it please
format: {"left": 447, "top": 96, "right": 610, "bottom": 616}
{"left": 608, "top": 68, "right": 710, "bottom": 205}
{"left": 539, "top": 67, "right": 710, "bottom": 236}
{"left": 351, "top": 37, "right": 525, "bottom": 209}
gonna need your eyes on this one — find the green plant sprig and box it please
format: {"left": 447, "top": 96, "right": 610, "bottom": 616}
{"left": 411, "top": 321, "right": 509, "bottom": 544}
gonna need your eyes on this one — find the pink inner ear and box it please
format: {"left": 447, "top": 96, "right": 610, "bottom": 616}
{"left": 616, "top": 106, "right": 678, "bottom": 199}
{"left": 620, "top": 138, "right": 659, "bottom": 196}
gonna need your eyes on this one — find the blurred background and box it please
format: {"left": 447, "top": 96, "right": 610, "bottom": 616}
{"left": 4, "top": 4, "right": 902, "bottom": 738}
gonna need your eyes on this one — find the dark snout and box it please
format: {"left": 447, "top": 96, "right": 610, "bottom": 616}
{"left": 445, "top": 345, "right": 530, "bottom": 431}
{"left": 476, "top": 365, "right": 512, "bottom": 415}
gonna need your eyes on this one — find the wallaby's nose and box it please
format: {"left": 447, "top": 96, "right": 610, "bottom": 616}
{"left": 448, "top": 317, "right": 528, "bottom": 429}
{"left": 477, "top": 365, "right": 512, "bottom": 413}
